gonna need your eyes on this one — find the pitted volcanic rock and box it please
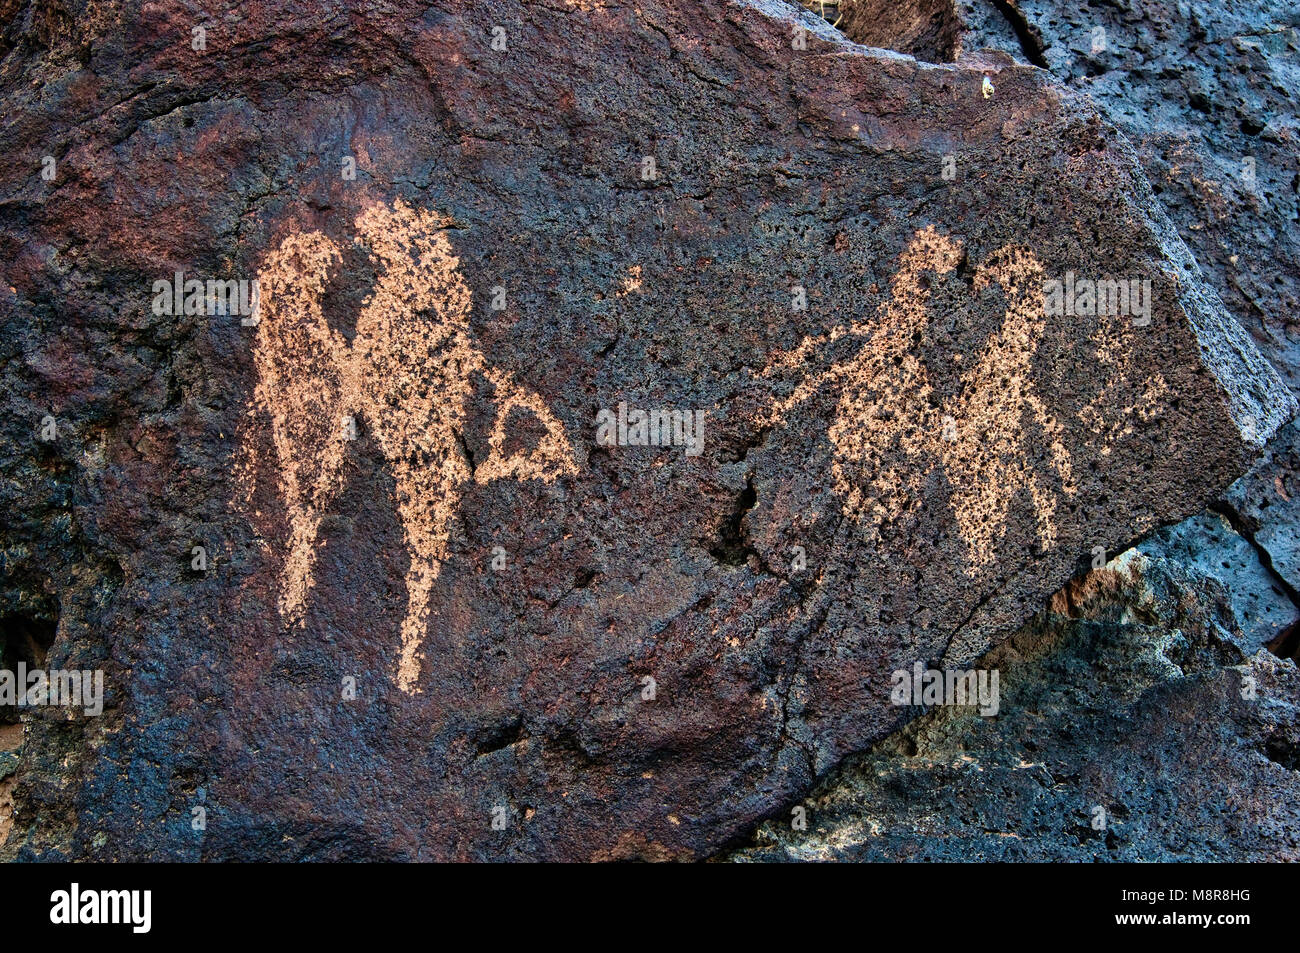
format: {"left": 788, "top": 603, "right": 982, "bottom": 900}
{"left": 0, "top": 0, "right": 1292, "bottom": 860}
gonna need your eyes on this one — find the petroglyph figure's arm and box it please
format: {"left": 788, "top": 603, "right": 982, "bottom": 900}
{"left": 474, "top": 366, "right": 578, "bottom": 485}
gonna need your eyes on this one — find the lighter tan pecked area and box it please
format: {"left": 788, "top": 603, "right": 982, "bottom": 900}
{"left": 242, "top": 200, "right": 576, "bottom": 693}
{"left": 760, "top": 226, "right": 1170, "bottom": 573}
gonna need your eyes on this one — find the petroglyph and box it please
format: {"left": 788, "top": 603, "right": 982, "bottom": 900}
{"left": 242, "top": 210, "right": 1168, "bottom": 690}
{"left": 241, "top": 199, "right": 576, "bottom": 693}
{"left": 764, "top": 227, "right": 1167, "bottom": 572}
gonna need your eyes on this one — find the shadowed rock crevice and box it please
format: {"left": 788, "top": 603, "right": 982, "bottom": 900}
{"left": 1264, "top": 731, "right": 1300, "bottom": 771}
{"left": 1267, "top": 621, "right": 1300, "bottom": 661}
{"left": 710, "top": 477, "right": 760, "bottom": 567}
{"left": 0, "top": 612, "right": 57, "bottom": 725}
{"left": 474, "top": 716, "right": 526, "bottom": 757}
{"left": 988, "top": 0, "right": 1048, "bottom": 68}
{"left": 828, "top": 0, "right": 961, "bottom": 62}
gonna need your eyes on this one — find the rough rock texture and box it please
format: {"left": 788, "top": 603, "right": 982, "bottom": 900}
{"left": 730, "top": 549, "right": 1300, "bottom": 861}
{"left": 948, "top": 0, "right": 1300, "bottom": 632}
{"left": 0, "top": 724, "right": 19, "bottom": 848}
{"left": 733, "top": 0, "right": 1300, "bottom": 865}
{"left": 1137, "top": 510, "right": 1295, "bottom": 655}
{"left": 1224, "top": 420, "right": 1300, "bottom": 599}
{"left": 947, "top": 0, "right": 1300, "bottom": 394}
{"left": 0, "top": 0, "right": 1292, "bottom": 861}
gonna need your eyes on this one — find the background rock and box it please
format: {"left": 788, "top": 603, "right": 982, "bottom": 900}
{"left": 0, "top": 0, "right": 1292, "bottom": 861}
{"left": 736, "top": 0, "right": 1300, "bottom": 865}
{"left": 729, "top": 550, "right": 1300, "bottom": 862}
{"left": 1137, "top": 510, "right": 1295, "bottom": 656}
{"left": 1223, "top": 420, "right": 1300, "bottom": 601}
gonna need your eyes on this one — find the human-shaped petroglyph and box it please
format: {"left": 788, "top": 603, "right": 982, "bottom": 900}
{"left": 764, "top": 226, "right": 1090, "bottom": 572}
{"left": 241, "top": 199, "right": 575, "bottom": 693}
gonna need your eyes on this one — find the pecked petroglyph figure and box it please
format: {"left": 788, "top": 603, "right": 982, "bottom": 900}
{"left": 240, "top": 199, "right": 576, "bottom": 693}
{"left": 763, "top": 226, "right": 1166, "bottom": 572}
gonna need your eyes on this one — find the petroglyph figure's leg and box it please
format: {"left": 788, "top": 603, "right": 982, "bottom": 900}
{"left": 250, "top": 231, "right": 350, "bottom": 625}
{"left": 829, "top": 228, "right": 961, "bottom": 533}
{"left": 349, "top": 200, "right": 484, "bottom": 693}
{"left": 949, "top": 247, "right": 1075, "bottom": 570}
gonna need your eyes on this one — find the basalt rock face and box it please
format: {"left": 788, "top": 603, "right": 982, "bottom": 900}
{"left": 0, "top": 0, "right": 1291, "bottom": 861}
{"left": 730, "top": 550, "right": 1300, "bottom": 862}
{"left": 1224, "top": 420, "right": 1300, "bottom": 601}
{"left": 731, "top": 0, "right": 1300, "bottom": 863}
{"left": 947, "top": 0, "right": 1300, "bottom": 643}
{"left": 952, "top": 0, "right": 1300, "bottom": 396}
